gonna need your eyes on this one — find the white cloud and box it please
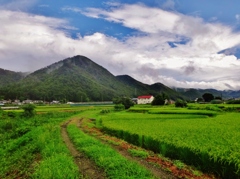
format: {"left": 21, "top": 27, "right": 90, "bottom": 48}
{"left": 0, "top": 0, "right": 39, "bottom": 11}
{"left": 1, "top": 5, "right": 240, "bottom": 90}
{"left": 81, "top": 4, "right": 240, "bottom": 52}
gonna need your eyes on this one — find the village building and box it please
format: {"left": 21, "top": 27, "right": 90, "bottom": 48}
{"left": 137, "top": 95, "right": 154, "bottom": 104}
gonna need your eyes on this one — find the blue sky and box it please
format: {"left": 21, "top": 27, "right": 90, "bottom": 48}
{"left": 1, "top": 0, "right": 240, "bottom": 90}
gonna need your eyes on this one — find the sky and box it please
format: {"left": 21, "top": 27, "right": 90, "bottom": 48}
{"left": 1, "top": 0, "right": 240, "bottom": 90}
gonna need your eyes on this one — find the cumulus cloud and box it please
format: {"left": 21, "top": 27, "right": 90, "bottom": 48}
{"left": 1, "top": 3, "right": 240, "bottom": 90}
{"left": 80, "top": 4, "right": 240, "bottom": 52}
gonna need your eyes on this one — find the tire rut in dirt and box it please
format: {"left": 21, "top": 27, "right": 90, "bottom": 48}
{"left": 61, "top": 119, "right": 106, "bottom": 179}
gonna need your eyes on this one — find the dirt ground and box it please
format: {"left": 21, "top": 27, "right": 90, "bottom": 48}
{"left": 61, "top": 119, "right": 106, "bottom": 179}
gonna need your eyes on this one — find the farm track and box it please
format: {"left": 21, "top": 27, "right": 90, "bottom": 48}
{"left": 76, "top": 118, "right": 177, "bottom": 179}
{"left": 61, "top": 117, "right": 214, "bottom": 179}
{"left": 79, "top": 118, "right": 217, "bottom": 179}
{"left": 61, "top": 118, "right": 106, "bottom": 179}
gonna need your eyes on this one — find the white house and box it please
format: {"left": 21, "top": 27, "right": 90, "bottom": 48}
{"left": 137, "top": 95, "right": 154, "bottom": 104}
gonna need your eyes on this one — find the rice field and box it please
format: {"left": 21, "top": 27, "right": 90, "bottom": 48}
{"left": 1, "top": 103, "right": 239, "bottom": 178}
{"left": 100, "top": 105, "right": 240, "bottom": 178}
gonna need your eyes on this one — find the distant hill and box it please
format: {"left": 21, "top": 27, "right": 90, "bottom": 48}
{"left": 116, "top": 75, "right": 185, "bottom": 100}
{"left": 0, "top": 68, "right": 25, "bottom": 87}
{"left": 0, "top": 56, "right": 134, "bottom": 101}
{"left": 0, "top": 55, "right": 183, "bottom": 102}
{"left": 175, "top": 88, "right": 240, "bottom": 100}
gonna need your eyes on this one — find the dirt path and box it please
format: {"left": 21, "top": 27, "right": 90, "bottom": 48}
{"left": 61, "top": 119, "right": 106, "bottom": 179}
{"left": 61, "top": 117, "right": 214, "bottom": 179}
{"left": 108, "top": 139, "right": 177, "bottom": 179}
{"left": 77, "top": 118, "right": 177, "bottom": 179}
{"left": 79, "top": 118, "right": 217, "bottom": 179}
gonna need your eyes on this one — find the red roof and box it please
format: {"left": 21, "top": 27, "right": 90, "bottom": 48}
{"left": 138, "top": 95, "right": 153, "bottom": 99}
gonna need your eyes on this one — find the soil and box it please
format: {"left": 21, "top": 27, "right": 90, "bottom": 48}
{"left": 60, "top": 118, "right": 106, "bottom": 179}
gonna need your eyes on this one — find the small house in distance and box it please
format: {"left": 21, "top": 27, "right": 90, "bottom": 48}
{"left": 137, "top": 95, "right": 154, "bottom": 104}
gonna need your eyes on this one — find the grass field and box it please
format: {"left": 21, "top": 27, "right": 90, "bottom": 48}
{"left": 0, "top": 111, "right": 81, "bottom": 178}
{"left": 1, "top": 103, "right": 239, "bottom": 178}
{"left": 99, "top": 104, "right": 240, "bottom": 178}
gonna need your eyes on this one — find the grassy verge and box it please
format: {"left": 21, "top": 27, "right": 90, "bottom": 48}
{"left": 0, "top": 111, "right": 81, "bottom": 179}
{"left": 31, "top": 124, "right": 80, "bottom": 179}
{"left": 67, "top": 124, "right": 154, "bottom": 179}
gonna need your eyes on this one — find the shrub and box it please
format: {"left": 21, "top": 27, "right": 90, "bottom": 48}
{"left": 128, "top": 149, "right": 149, "bottom": 159}
{"left": 114, "top": 104, "right": 125, "bottom": 111}
{"left": 227, "top": 100, "right": 240, "bottom": 104}
{"left": 151, "top": 94, "right": 165, "bottom": 105}
{"left": 175, "top": 99, "right": 187, "bottom": 108}
{"left": 100, "top": 109, "right": 110, "bottom": 114}
{"left": 211, "top": 100, "right": 223, "bottom": 104}
{"left": 21, "top": 104, "right": 36, "bottom": 118}
{"left": 202, "top": 93, "right": 214, "bottom": 102}
{"left": 113, "top": 97, "right": 134, "bottom": 109}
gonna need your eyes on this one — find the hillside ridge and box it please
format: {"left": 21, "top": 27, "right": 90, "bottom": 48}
{"left": 0, "top": 55, "right": 240, "bottom": 101}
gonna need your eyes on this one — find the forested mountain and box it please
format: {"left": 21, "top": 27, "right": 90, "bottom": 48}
{"left": 0, "top": 68, "right": 25, "bottom": 87}
{"left": 0, "top": 56, "right": 130, "bottom": 101}
{"left": 0, "top": 55, "right": 183, "bottom": 102}
{"left": 1, "top": 55, "right": 240, "bottom": 102}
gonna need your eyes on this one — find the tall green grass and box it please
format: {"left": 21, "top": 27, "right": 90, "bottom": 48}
{"left": 100, "top": 110, "right": 240, "bottom": 178}
{"left": 0, "top": 111, "right": 81, "bottom": 178}
{"left": 31, "top": 125, "right": 80, "bottom": 179}
{"left": 67, "top": 124, "right": 154, "bottom": 179}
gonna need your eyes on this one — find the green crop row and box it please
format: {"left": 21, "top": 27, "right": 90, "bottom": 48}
{"left": 100, "top": 111, "right": 240, "bottom": 178}
{"left": 31, "top": 124, "right": 80, "bottom": 178}
{"left": 148, "top": 109, "right": 218, "bottom": 117}
{"left": 67, "top": 124, "right": 154, "bottom": 179}
{"left": 129, "top": 106, "right": 218, "bottom": 117}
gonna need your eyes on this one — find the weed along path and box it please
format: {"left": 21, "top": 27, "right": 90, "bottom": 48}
{"left": 79, "top": 118, "right": 217, "bottom": 179}
{"left": 61, "top": 118, "right": 106, "bottom": 179}
{"left": 61, "top": 116, "right": 213, "bottom": 179}
{"left": 75, "top": 118, "right": 177, "bottom": 179}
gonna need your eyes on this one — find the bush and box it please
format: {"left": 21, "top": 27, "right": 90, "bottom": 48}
{"left": 7, "top": 112, "right": 17, "bottom": 118}
{"left": 227, "top": 100, "right": 240, "bottom": 104}
{"left": 202, "top": 93, "right": 214, "bottom": 102}
{"left": 100, "top": 109, "right": 110, "bottom": 114}
{"left": 211, "top": 100, "right": 223, "bottom": 104}
{"left": 113, "top": 97, "right": 134, "bottom": 109}
{"left": 175, "top": 99, "right": 187, "bottom": 108}
{"left": 151, "top": 94, "right": 165, "bottom": 105}
{"left": 114, "top": 104, "right": 125, "bottom": 111}
{"left": 21, "top": 104, "right": 36, "bottom": 118}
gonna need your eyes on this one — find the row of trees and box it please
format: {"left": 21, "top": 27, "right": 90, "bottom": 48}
{"left": 197, "top": 93, "right": 222, "bottom": 103}
{"left": 150, "top": 92, "right": 221, "bottom": 107}
{"left": 151, "top": 93, "right": 187, "bottom": 107}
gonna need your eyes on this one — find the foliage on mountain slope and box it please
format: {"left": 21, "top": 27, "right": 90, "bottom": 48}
{"left": 0, "top": 68, "right": 25, "bottom": 87}
{"left": 1, "top": 55, "right": 239, "bottom": 102}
